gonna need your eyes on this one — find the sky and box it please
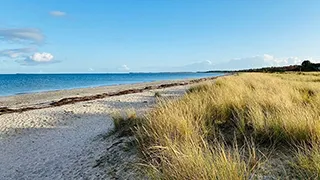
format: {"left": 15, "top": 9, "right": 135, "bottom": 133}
{"left": 0, "top": 0, "right": 320, "bottom": 73}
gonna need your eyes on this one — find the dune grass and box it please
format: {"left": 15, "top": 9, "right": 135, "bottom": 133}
{"left": 111, "top": 110, "right": 143, "bottom": 137}
{"left": 114, "top": 72, "right": 320, "bottom": 179}
{"left": 293, "top": 143, "right": 320, "bottom": 179}
{"left": 154, "top": 91, "right": 162, "bottom": 98}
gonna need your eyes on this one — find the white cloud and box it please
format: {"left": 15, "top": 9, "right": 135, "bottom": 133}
{"left": 50, "top": 11, "right": 66, "bottom": 17}
{"left": 19, "top": 52, "right": 59, "bottom": 66}
{"left": 0, "top": 28, "right": 44, "bottom": 44}
{"left": 29, "top": 52, "right": 54, "bottom": 62}
{"left": 118, "top": 64, "right": 130, "bottom": 71}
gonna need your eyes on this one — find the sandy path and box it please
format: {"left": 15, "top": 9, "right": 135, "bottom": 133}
{"left": 0, "top": 85, "right": 190, "bottom": 179}
{"left": 0, "top": 114, "right": 112, "bottom": 179}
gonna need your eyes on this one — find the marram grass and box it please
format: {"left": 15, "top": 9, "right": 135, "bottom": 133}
{"left": 114, "top": 72, "right": 320, "bottom": 179}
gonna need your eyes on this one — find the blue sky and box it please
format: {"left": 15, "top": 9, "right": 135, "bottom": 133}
{"left": 0, "top": 0, "right": 320, "bottom": 73}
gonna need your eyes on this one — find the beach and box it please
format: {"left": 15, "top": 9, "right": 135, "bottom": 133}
{"left": 0, "top": 77, "right": 217, "bottom": 179}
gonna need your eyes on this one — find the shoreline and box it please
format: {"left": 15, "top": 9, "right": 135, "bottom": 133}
{"left": 0, "top": 72, "right": 222, "bottom": 98}
{"left": 0, "top": 75, "right": 227, "bottom": 115}
{"left": 0, "top": 79, "right": 196, "bottom": 179}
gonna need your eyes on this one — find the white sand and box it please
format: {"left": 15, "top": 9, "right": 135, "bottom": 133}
{"left": 0, "top": 82, "right": 193, "bottom": 179}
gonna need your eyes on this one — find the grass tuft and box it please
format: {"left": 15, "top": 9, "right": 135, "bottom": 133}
{"left": 154, "top": 92, "right": 162, "bottom": 98}
{"left": 111, "top": 110, "right": 143, "bottom": 137}
{"left": 292, "top": 143, "right": 320, "bottom": 178}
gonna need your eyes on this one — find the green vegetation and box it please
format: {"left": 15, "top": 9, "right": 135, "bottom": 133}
{"left": 206, "top": 60, "right": 320, "bottom": 73}
{"left": 111, "top": 110, "right": 143, "bottom": 137}
{"left": 113, "top": 72, "right": 320, "bottom": 179}
{"left": 154, "top": 91, "right": 162, "bottom": 98}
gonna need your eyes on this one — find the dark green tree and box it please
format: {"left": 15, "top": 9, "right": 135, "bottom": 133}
{"left": 301, "top": 60, "right": 311, "bottom": 68}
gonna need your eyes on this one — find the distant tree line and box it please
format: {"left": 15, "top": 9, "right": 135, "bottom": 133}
{"left": 205, "top": 60, "right": 320, "bottom": 73}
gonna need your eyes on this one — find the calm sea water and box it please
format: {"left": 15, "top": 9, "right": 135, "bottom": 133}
{"left": 0, "top": 73, "right": 223, "bottom": 96}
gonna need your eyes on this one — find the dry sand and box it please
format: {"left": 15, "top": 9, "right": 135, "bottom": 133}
{"left": 0, "top": 78, "right": 208, "bottom": 179}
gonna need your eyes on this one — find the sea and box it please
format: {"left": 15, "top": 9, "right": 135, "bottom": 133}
{"left": 0, "top": 73, "right": 223, "bottom": 97}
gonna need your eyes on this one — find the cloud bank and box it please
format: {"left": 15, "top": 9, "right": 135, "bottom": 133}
{"left": 0, "top": 28, "right": 44, "bottom": 44}
{"left": 0, "top": 48, "right": 35, "bottom": 58}
{"left": 139, "top": 54, "right": 312, "bottom": 72}
{"left": 0, "top": 48, "right": 57, "bottom": 66}
{"left": 213, "top": 54, "right": 306, "bottom": 70}
{"left": 177, "top": 60, "right": 213, "bottom": 71}
{"left": 50, "top": 11, "right": 66, "bottom": 17}
{"left": 0, "top": 28, "right": 59, "bottom": 66}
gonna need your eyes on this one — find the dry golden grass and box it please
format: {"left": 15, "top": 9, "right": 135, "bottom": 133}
{"left": 293, "top": 143, "right": 320, "bottom": 179}
{"left": 115, "top": 72, "right": 320, "bottom": 179}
